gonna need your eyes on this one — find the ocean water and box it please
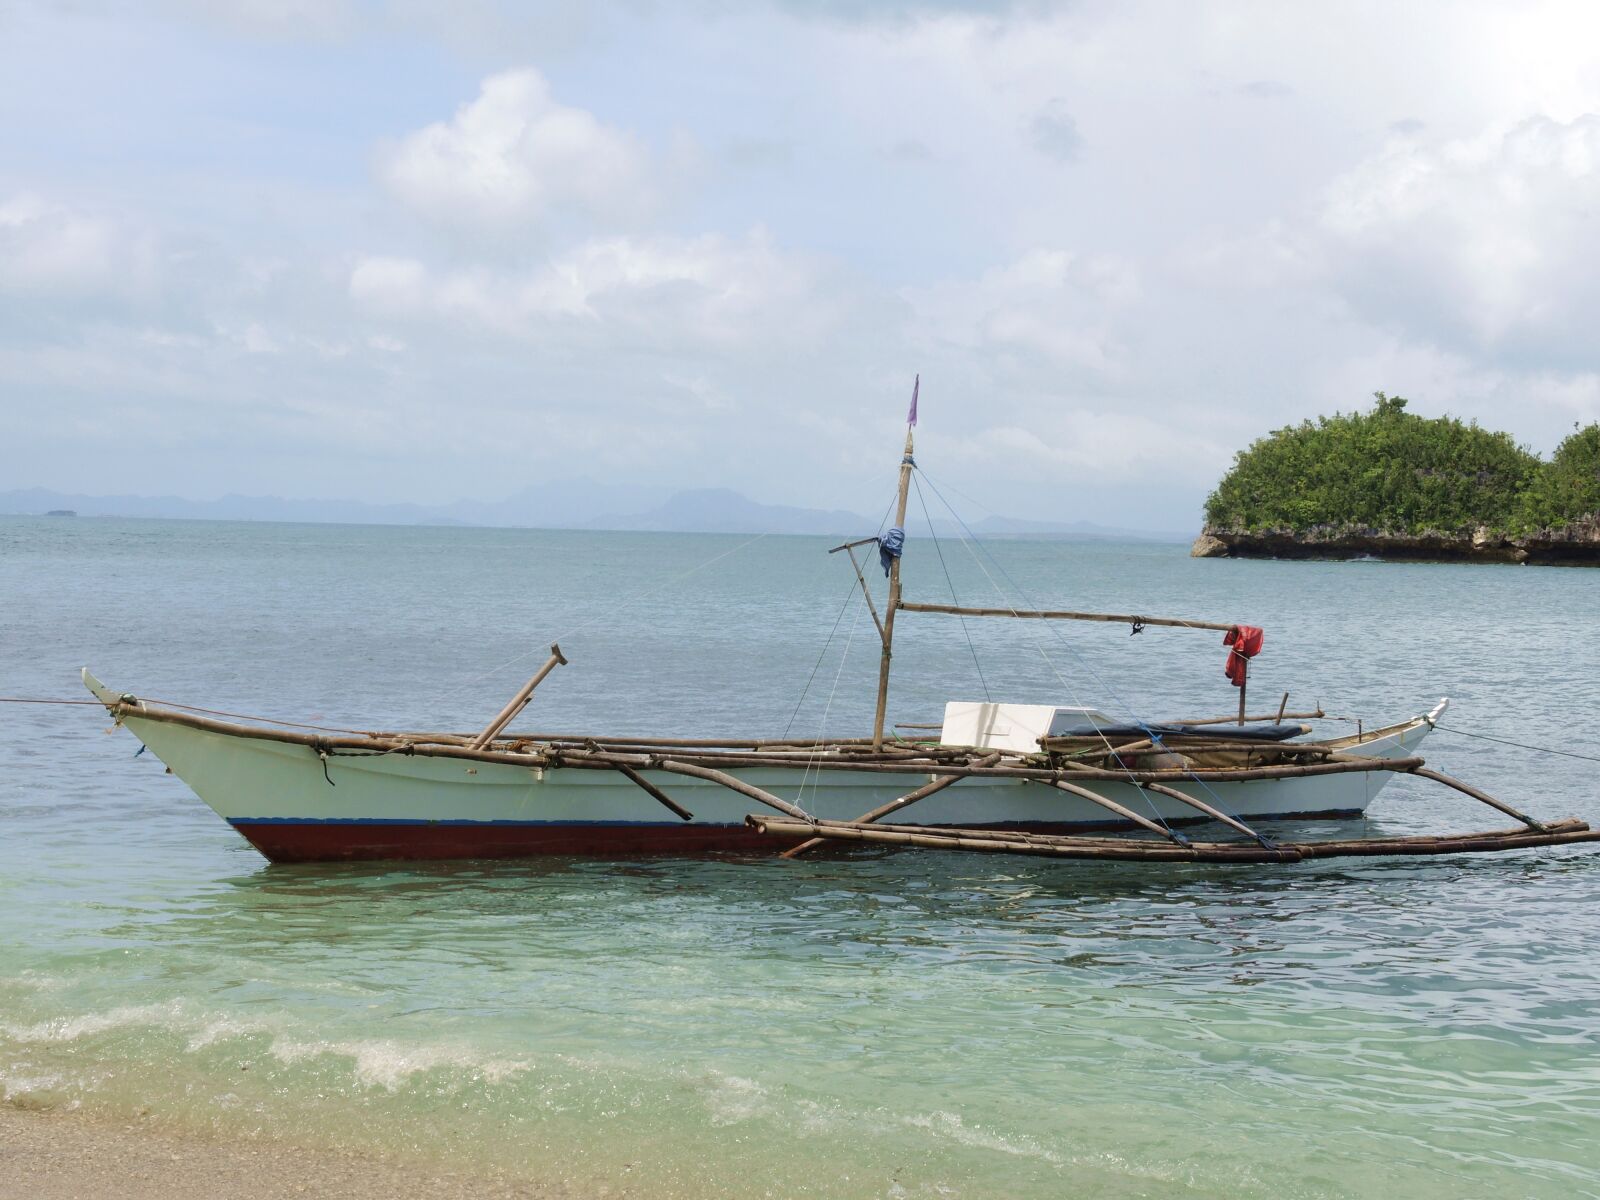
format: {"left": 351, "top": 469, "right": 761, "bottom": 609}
{"left": 3, "top": 515, "right": 1599, "bottom": 1198}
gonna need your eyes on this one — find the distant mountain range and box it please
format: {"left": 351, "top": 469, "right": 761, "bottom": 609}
{"left": 0, "top": 482, "right": 1190, "bottom": 542}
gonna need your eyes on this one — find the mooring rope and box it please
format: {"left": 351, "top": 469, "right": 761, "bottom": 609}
{"left": 0, "top": 697, "right": 101, "bottom": 706}
{"left": 1431, "top": 724, "right": 1600, "bottom": 765}
{"left": 0, "top": 694, "right": 380, "bottom": 734}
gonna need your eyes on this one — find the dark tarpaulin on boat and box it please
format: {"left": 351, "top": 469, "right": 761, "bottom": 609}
{"left": 1053, "top": 722, "right": 1305, "bottom": 742}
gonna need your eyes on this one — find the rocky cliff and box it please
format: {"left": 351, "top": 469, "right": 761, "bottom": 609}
{"left": 1192, "top": 517, "right": 1600, "bottom": 566}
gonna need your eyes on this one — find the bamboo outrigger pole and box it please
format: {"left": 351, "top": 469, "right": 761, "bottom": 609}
{"left": 871, "top": 423, "right": 917, "bottom": 751}
{"left": 470, "top": 644, "right": 568, "bottom": 750}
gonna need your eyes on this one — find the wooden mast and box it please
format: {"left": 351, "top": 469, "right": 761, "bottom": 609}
{"left": 871, "top": 425, "right": 916, "bottom": 751}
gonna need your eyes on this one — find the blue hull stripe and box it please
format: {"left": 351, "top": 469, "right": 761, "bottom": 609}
{"left": 230, "top": 817, "right": 717, "bottom": 828}
{"left": 229, "top": 809, "right": 1364, "bottom": 829}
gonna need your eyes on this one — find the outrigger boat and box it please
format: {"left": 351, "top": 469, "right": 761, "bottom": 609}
{"left": 86, "top": 391, "right": 1600, "bottom": 865}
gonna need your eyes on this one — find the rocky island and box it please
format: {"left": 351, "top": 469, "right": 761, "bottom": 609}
{"left": 1194, "top": 393, "right": 1600, "bottom": 565}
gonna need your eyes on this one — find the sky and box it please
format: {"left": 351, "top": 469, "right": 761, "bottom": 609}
{"left": 3, "top": 0, "right": 1600, "bottom": 530}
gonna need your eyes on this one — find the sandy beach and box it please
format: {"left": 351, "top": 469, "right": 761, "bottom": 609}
{"left": 0, "top": 1105, "right": 597, "bottom": 1199}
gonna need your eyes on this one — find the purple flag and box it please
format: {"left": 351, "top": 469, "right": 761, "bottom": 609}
{"left": 908, "top": 374, "right": 919, "bottom": 427}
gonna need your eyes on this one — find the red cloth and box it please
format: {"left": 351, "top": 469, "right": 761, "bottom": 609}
{"left": 1223, "top": 625, "right": 1264, "bottom": 687}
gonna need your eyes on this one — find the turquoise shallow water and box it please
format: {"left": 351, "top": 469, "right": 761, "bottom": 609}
{"left": 3, "top": 516, "right": 1600, "bottom": 1197}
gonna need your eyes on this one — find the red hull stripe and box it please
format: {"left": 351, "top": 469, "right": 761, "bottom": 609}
{"left": 227, "top": 812, "right": 1363, "bottom": 864}
{"left": 230, "top": 819, "right": 794, "bottom": 862}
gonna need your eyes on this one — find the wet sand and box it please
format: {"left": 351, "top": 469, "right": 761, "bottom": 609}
{"left": 0, "top": 1105, "right": 600, "bottom": 1199}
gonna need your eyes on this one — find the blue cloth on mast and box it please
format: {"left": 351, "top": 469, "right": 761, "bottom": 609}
{"left": 879, "top": 527, "right": 905, "bottom": 576}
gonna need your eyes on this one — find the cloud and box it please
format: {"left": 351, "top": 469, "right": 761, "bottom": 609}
{"left": 1028, "top": 98, "right": 1082, "bottom": 162}
{"left": 725, "top": 137, "right": 795, "bottom": 168}
{"left": 347, "top": 255, "right": 429, "bottom": 313}
{"left": 159, "top": 0, "right": 361, "bottom": 41}
{"left": 379, "top": 69, "right": 649, "bottom": 232}
{"left": 957, "top": 411, "right": 1231, "bottom": 482}
{"left": 0, "top": 194, "right": 153, "bottom": 301}
{"left": 348, "top": 230, "right": 843, "bottom": 349}
{"left": 12, "top": 0, "right": 1600, "bottom": 525}
{"left": 905, "top": 249, "right": 1138, "bottom": 378}
{"left": 1238, "top": 79, "right": 1292, "bottom": 100}
{"left": 883, "top": 138, "right": 934, "bottom": 162}
{"left": 1319, "top": 114, "right": 1600, "bottom": 364}
{"left": 769, "top": 0, "right": 1064, "bottom": 25}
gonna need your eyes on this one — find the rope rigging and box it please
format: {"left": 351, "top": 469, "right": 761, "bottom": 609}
{"left": 911, "top": 472, "right": 989, "bottom": 703}
{"left": 911, "top": 465, "right": 1261, "bottom": 842}
{"left": 780, "top": 489, "right": 900, "bottom": 739}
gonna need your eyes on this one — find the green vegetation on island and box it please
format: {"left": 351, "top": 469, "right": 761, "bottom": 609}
{"left": 1204, "top": 393, "right": 1600, "bottom": 538}
{"left": 1515, "top": 422, "right": 1600, "bottom": 533}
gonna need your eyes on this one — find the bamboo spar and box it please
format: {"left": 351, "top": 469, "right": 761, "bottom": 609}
{"left": 895, "top": 601, "right": 1237, "bottom": 632}
{"left": 745, "top": 815, "right": 1600, "bottom": 863}
{"left": 616, "top": 764, "right": 694, "bottom": 821}
{"left": 470, "top": 644, "right": 568, "bottom": 750}
{"left": 872, "top": 425, "right": 917, "bottom": 751}
{"left": 780, "top": 751, "right": 1005, "bottom": 859}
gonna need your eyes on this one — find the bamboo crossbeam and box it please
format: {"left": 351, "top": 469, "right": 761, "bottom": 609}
{"left": 611, "top": 743, "right": 1409, "bottom": 785}
{"left": 476, "top": 732, "right": 912, "bottom": 750}
{"left": 616, "top": 763, "right": 693, "bottom": 821}
{"left": 780, "top": 751, "right": 1004, "bottom": 860}
{"left": 1056, "top": 738, "right": 1153, "bottom": 761}
{"left": 546, "top": 742, "right": 944, "bottom": 763}
{"left": 1140, "top": 781, "right": 1270, "bottom": 845}
{"left": 554, "top": 747, "right": 963, "bottom": 772}
{"left": 570, "top": 749, "right": 1425, "bottom": 784}
{"left": 652, "top": 758, "right": 816, "bottom": 823}
{"left": 897, "top": 601, "right": 1237, "bottom": 632}
{"left": 1051, "top": 779, "right": 1189, "bottom": 845}
{"left": 1411, "top": 767, "right": 1546, "bottom": 831}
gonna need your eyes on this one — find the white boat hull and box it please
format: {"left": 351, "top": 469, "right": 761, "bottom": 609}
{"left": 86, "top": 673, "right": 1442, "bottom": 862}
